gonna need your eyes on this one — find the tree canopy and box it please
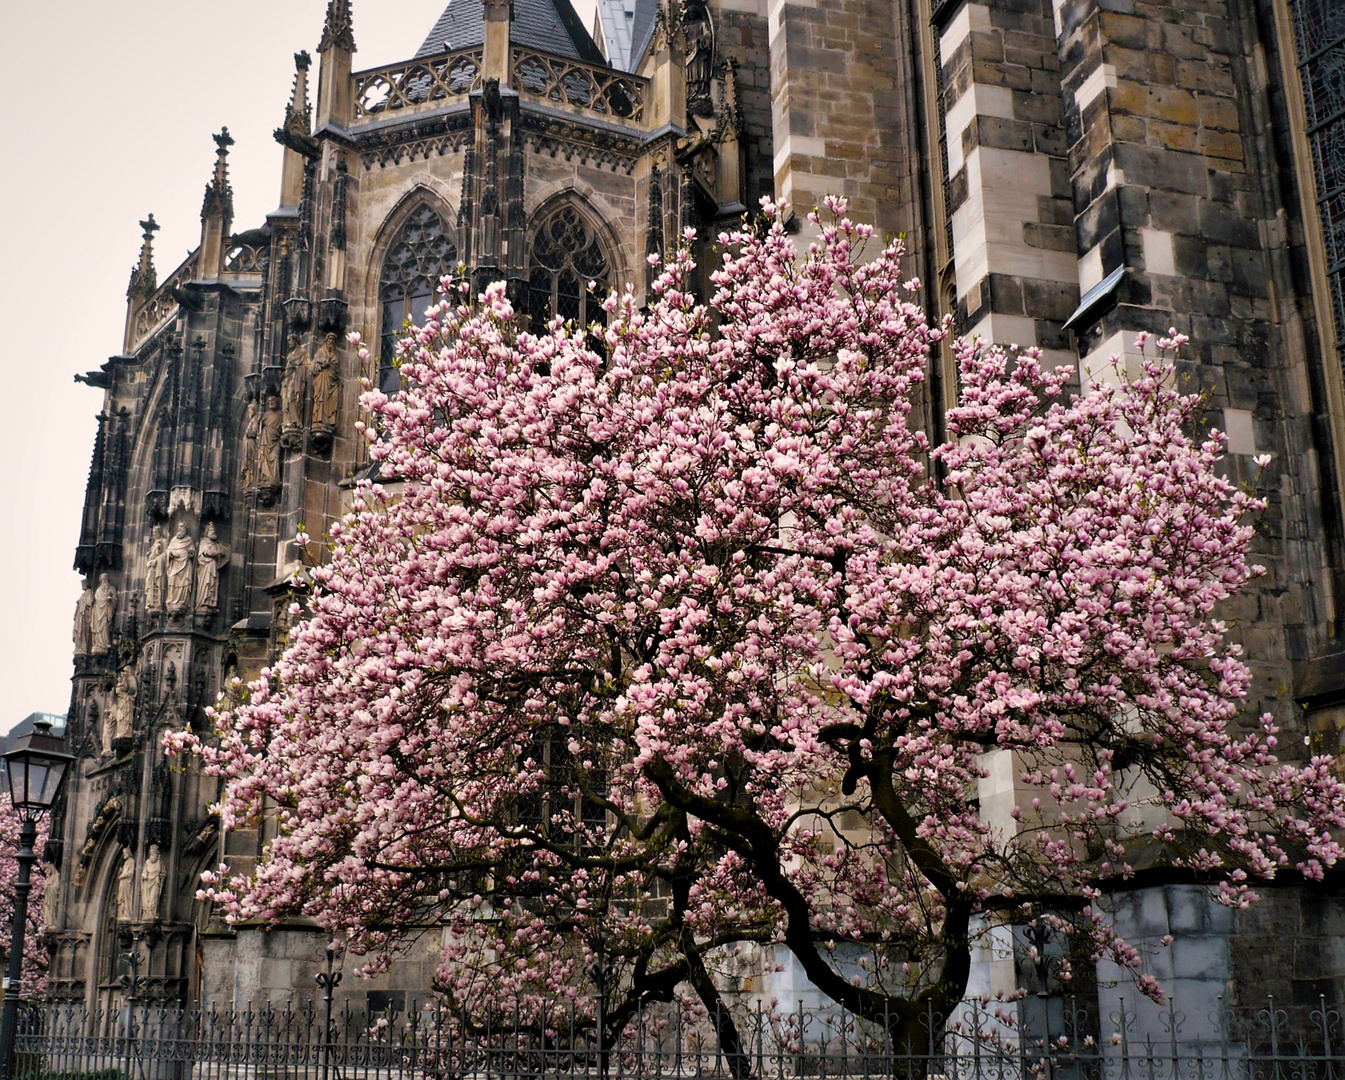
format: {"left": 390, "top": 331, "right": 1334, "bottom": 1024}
{"left": 172, "top": 201, "right": 1345, "bottom": 1049}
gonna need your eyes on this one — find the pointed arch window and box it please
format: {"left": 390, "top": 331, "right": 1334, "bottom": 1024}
{"left": 528, "top": 206, "right": 611, "bottom": 335}
{"left": 378, "top": 203, "right": 458, "bottom": 394}
{"left": 1288, "top": 0, "right": 1345, "bottom": 356}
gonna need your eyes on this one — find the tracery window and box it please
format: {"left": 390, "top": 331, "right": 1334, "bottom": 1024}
{"left": 528, "top": 205, "right": 611, "bottom": 334}
{"left": 1289, "top": 0, "right": 1345, "bottom": 354}
{"left": 378, "top": 203, "right": 458, "bottom": 394}
{"left": 518, "top": 728, "right": 608, "bottom": 848}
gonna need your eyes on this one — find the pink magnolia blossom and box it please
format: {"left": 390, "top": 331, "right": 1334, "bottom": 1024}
{"left": 172, "top": 199, "right": 1345, "bottom": 1048}
{"left": 0, "top": 805, "right": 49, "bottom": 998}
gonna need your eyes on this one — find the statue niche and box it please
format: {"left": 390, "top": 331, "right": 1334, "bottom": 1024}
{"left": 91, "top": 573, "right": 116, "bottom": 655}
{"left": 144, "top": 524, "right": 168, "bottom": 613}
{"left": 281, "top": 332, "right": 308, "bottom": 449}
{"left": 73, "top": 581, "right": 94, "bottom": 656}
{"left": 115, "top": 849, "right": 136, "bottom": 922}
{"left": 240, "top": 392, "right": 261, "bottom": 491}
{"left": 165, "top": 524, "right": 196, "bottom": 615}
{"left": 195, "top": 523, "right": 230, "bottom": 613}
{"left": 310, "top": 332, "right": 340, "bottom": 449}
{"left": 684, "top": 0, "right": 715, "bottom": 118}
{"left": 106, "top": 664, "right": 137, "bottom": 753}
{"left": 141, "top": 844, "right": 165, "bottom": 922}
{"left": 258, "top": 393, "right": 283, "bottom": 501}
{"left": 42, "top": 865, "right": 60, "bottom": 929}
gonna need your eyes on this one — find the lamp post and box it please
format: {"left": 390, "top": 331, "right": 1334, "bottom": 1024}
{"left": 0, "top": 718, "right": 73, "bottom": 1080}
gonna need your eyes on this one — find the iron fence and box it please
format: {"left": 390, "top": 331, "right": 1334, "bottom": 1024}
{"left": 12, "top": 995, "right": 1345, "bottom": 1080}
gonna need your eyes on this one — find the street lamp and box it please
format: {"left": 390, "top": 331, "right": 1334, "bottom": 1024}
{"left": 0, "top": 717, "right": 73, "bottom": 1080}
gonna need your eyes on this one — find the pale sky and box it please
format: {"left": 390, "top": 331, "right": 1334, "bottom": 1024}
{"left": 0, "top": 0, "right": 538, "bottom": 726}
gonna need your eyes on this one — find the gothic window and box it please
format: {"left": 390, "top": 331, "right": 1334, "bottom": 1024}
{"left": 378, "top": 204, "right": 458, "bottom": 394}
{"left": 528, "top": 206, "right": 611, "bottom": 335}
{"left": 1289, "top": 0, "right": 1345, "bottom": 354}
{"left": 518, "top": 728, "right": 607, "bottom": 848}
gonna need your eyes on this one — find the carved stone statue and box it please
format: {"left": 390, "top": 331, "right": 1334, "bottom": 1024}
{"left": 281, "top": 332, "right": 308, "bottom": 445}
{"left": 91, "top": 573, "right": 116, "bottom": 655}
{"left": 42, "top": 865, "right": 60, "bottom": 928}
{"left": 144, "top": 525, "right": 168, "bottom": 613}
{"left": 111, "top": 665, "right": 137, "bottom": 742}
{"left": 141, "top": 845, "right": 165, "bottom": 922}
{"left": 165, "top": 523, "right": 196, "bottom": 614}
{"left": 116, "top": 851, "right": 137, "bottom": 921}
{"left": 310, "top": 332, "right": 340, "bottom": 437}
{"left": 101, "top": 699, "right": 115, "bottom": 755}
{"left": 195, "top": 523, "right": 230, "bottom": 612}
{"left": 73, "top": 582, "right": 94, "bottom": 656}
{"left": 684, "top": 0, "right": 714, "bottom": 116}
{"left": 241, "top": 394, "right": 261, "bottom": 490}
{"left": 258, "top": 394, "right": 283, "bottom": 490}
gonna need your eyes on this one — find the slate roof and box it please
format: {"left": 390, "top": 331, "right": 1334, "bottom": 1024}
{"left": 416, "top": 0, "right": 607, "bottom": 66}
{"left": 592, "top": 0, "right": 657, "bottom": 71}
{"left": 626, "top": 0, "right": 658, "bottom": 71}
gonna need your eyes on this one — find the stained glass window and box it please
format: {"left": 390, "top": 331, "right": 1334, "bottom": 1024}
{"left": 378, "top": 204, "right": 458, "bottom": 394}
{"left": 528, "top": 205, "right": 611, "bottom": 335}
{"left": 1290, "top": 0, "right": 1345, "bottom": 351}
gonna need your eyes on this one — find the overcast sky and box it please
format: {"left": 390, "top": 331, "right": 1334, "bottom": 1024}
{"left": 0, "top": 0, "right": 506, "bottom": 728}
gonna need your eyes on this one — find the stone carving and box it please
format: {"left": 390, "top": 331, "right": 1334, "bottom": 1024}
{"left": 85, "top": 698, "right": 100, "bottom": 752}
{"left": 195, "top": 523, "right": 230, "bottom": 612}
{"left": 101, "top": 702, "right": 115, "bottom": 755}
{"left": 110, "top": 665, "right": 137, "bottom": 743}
{"left": 310, "top": 332, "right": 340, "bottom": 439}
{"left": 42, "top": 865, "right": 60, "bottom": 928}
{"left": 168, "top": 487, "right": 201, "bottom": 517}
{"left": 73, "top": 582, "right": 94, "bottom": 656}
{"left": 684, "top": 0, "right": 714, "bottom": 117}
{"left": 258, "top": 394, "right": 283, "bottom": 492}
{"left": 281, "top": 333, "right": 308, "bottom": 446}
{"left": 91, "top": 574, "right": 116, "bottom": 655}
{"left": 141, "top": 845, "right": 165, "bottom": 921}
{"left": 165, "top": 524, "right": 196, "bottom": 614}
{"left": 116, "top": 851, "right": 136, "bottom": 920}
{"left": 144, "top": 525, "right": 168, "bottom": 613}
{"left": 241, "top": 394, "right": 261, "bottom": 490}
{"left": 166, "top": 527, "right": 196, "bottom": 613}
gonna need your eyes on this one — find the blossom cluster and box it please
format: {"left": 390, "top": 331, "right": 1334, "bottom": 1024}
{"left": 172, "top": 199, "right": 1345, "bottom": 1033}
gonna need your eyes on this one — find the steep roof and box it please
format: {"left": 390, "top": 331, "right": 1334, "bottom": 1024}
{"left": 626, "top": 0, "right": 658, "bottom": 71}
{"left": 416, "top": 0, "right": 607, "bottom": 66}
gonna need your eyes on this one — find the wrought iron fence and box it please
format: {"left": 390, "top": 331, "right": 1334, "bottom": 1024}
{"left": 13, "top": 994, "right": 1345, "bottom": 1080}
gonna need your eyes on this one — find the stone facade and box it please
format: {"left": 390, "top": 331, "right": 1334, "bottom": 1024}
{"left": 50, "top": 0, "right": 1345, "bottom": 1021}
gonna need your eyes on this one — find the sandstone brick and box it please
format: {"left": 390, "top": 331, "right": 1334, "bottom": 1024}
{"left": 1202, "top": 128, "right": 1245, "bottom": 162}
{"left": 1151, "top": 119, "right": 1198, "bottom": 152}
{"left": 1198, "top": 95, "right": 1241, "bottom": 132}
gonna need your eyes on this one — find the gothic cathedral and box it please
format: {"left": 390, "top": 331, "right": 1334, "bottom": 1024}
{"left": 52, "top": 0, "right": 1345, "bottom": 1014}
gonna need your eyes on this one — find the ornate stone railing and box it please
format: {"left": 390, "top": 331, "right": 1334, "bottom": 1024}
{"left": 511, "top": 48, "right": 647, "bottom": 125}
{"left": 352, "top": 49, "right": 484, "bottom": 121}
{"left": 224, "top": 243, "right": 268, "bottom": 275}
{"left": 351, "top": 48, "right": 648, "bottom": 128}
{"left": 131, "top": 250, "right": 200, "bottom": 351}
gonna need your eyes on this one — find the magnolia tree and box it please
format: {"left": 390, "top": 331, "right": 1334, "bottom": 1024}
{"left": 0, "top": 804, "right": 48, "bottom": 998}
{"left": 173, "top": 201, "right": 1345, "bottom": 1051}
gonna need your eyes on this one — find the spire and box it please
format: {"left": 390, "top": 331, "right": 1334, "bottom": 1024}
{"left": 277, "top": 53, "right": 317, "bottom": 206}
{"left": 200, "top": 128, "right": 235, "bottom": 276}
{"left": 318, "top": 0, "right": 356, "bottom": 53}
{"left": 316, "top": 0, "right": 356, "bottom": 128}
{"left": 126, "top": 214, "right": 159, "bottom": 299}
{"left": 284, "top": 52, "right": 312, "bottom": 138}
{"left": 124, "top": 214, "right": 161, "bottom": 352}
{"left": 201, "top": 127, "right": 235, "bottom": 228}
